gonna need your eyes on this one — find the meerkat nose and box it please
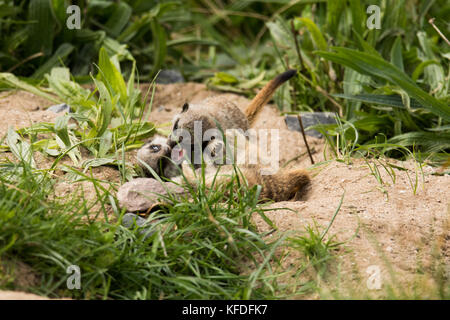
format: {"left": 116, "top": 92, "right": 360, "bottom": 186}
{"left": 168, "top": 138, "right": 178, "bottom": 148}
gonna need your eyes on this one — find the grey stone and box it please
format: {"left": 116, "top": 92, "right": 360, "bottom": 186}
{"left": 285, "top": 112, "right": 337, "bottom": 138}
{"left": 47, "top": 103, "right": 71, "bottom": 113}
{"left": 122, "top": 213, "right": 155, "bottom": 239}
{"left": 117, "top": 178, "right": 185, "bottom": 212}
{"left": 155, "top": 69, "right": 184, "bottom": 84}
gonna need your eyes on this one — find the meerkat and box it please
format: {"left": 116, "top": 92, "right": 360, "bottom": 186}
{"left": 137, "top": 136, "right": 181, "bottom": 178}
{"left": 138, "top": 127, "right": 311, "bottom": 202}
{"left": 136, "top": 69, "right": 311, "bottom": 201}
{"left": 138, "top": 69, "right": 297, "bottom": 177}
{"left": 168, "top": 69, "right": 297, "bottom": 149}
{"left": 180, "top": 162, "right": 310, "bottom": 202}
{"left": 181, "top": 127, "right": 311, "bottom": 201}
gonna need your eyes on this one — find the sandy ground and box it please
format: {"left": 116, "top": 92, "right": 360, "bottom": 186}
{"left": 0, "top": 85, "right": 448, "bottom": 299}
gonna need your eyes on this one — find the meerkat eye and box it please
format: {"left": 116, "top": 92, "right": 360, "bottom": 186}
{"left": 173, "top": 119, "right": 179, "bottom": 130}
{"left": 149, "top": 144, "right": 161, "bottom": 152}
{"left": 181, "top": 103, "right": 189, "bottom": 113}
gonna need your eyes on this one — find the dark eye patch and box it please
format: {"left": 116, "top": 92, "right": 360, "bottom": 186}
{"left": 149, "top": 144, "right": 161, "bottom": 152}
{"left": 173, "top": 119, "right": 179, "bottom": 130}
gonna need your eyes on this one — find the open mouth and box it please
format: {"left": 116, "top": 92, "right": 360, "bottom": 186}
{"left": 171, "top": 146, "right": 185, "bottom": 162}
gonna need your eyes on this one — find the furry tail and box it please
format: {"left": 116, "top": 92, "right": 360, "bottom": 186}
{"left": 259, "top": 168, "right": 310, "bottom": 202}
{"left": 245, "top": 69, "right": 297, "bottom": 125}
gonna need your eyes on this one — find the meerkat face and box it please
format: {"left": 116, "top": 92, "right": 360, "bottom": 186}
{"left": 169, "top": 103, "right": 216, "bottom": 148}
{"left": 137, "top": 136, "right": 172, "bottom": 176}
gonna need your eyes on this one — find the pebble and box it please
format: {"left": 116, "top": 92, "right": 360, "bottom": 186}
{"left": 117, "top": 178, "right": 186, "bottom": 212}
{"left": 122, "top": 213, "right": 155, "bottom": 240}
{"left": 47, "top": 103, "right": 71, "bottom": 113}
{"left": 155, "top": 70, "right": 184, "bottom": 84}
{"left": 285, "top": 112, "right": 337, "bottom": 138}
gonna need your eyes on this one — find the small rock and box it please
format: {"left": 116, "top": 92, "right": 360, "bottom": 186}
{"left": 155, "top": 70, "right": 184, "bottom": 84}
{"left": 285, "top": 112, "right": 337, "bottom": 138}
{"left": 117, "top": 178, "right": 186, "bottom": 212}
{"left": 122, "top": 213, "right": 155, "bottom": 239}
{"left": 47, "top": 103, "right": 71, "bottom": 113}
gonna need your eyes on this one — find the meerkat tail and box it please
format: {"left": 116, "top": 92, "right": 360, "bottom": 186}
{"left": 244, "top": 69, "right": 297, "bottom": 125}
{"left": 258, "top": 168, "right": 310, "bottom": 202}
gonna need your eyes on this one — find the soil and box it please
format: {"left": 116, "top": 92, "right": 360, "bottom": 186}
{"left": 0, "top": 85, "right": 448, "bottom": 299}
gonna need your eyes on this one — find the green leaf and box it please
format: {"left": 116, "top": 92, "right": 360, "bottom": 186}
{"left": 104, "top": 2, "right": 132, "bottom": 37}
{"left": 412, "top": 60, "right": 441, "bottom": 82}
{"left": 6, "top": 128, "right": 36, "bottom": 168}
{"left": 149, "top": 17, "right": 167, "bottom": 77}
{"left": 167, "top": 38, "right": 221, "bottom": 47}
{"left": 417, "top": 31, "right": 446, "bottom": 98}
{"left": 326, "top": 0, "right": 345, "bottom": 37}
{"left": 45, "top": 67, "right": 91, "bottom": 105}
{"left": 349, "top": 0, "right": 364, "bottom": 36}
{"left": 267, "top": 18, "right": 293, "bottom": 48}
{"left": 317, "top": 48, "right": 450, "bottom": 121}
{"left": 32, "top": 43, "right": 75, "bottom": 79}
{"left": 352, "top": 30, "right": 380, "bottom": 57}
{"left": 238, "top": 72, "right": 266, "bottom": 90}
{"left": 213, "top": 72, "right": 238, "bottom": 84}
{"left": 26, "top": 0, "right": 55, "bottom": 56}
{"left": 390, "top": 37, "right": 404, "bottom": 72}
{"left": 93, "top": 78, "right": 113, "bottom": 139}
{"left": 389, "top": 132, "right": 450, "bottom": 153}
{"left": 343, "top": 68, "right": 370, "bottom": 119}
{"left": 54, "top": 115, "right": 71, "bottom": 147}
{"left": 98, "top": 47, "right": 128, "bottom": 105}
{"left": 334, "top": 94, "right": 425, "bottom": 110}
{"left": 98, "top": 131, "right": 113, "bottom": 158}
{"left": 0, "top": 73, "right": 60, "bottom": 104}
{"left": 295, "top": 17, "right": 327, "bottom": 51}
{"left": 82, "top": 158, "right": 116, "bottom": 169}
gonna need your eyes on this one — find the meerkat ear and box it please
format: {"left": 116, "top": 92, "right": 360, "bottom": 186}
{"left": 181, "top": 103, "right": 189, "bottom": 113}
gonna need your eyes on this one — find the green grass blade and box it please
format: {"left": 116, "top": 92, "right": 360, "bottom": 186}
{"left": 317, "top": 48, "right": 450, "bottom": 121}
{"left": 295, "top": 17, "right": 327, "bottom": 51}
{"left": 32, "top": 43, "right": 75, "bottom": 79}
{"left": 0, "top": 73, "right": 60, "bottom": 104}
{"left": 98, "top": 47, "right": 128, "bottom": 106}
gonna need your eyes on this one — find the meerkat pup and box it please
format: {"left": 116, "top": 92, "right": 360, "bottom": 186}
{"left": 138, "top": 69, "right": 297, "bottom": 177}
{"left": 180, "top": 127, "right": 311, "bottom": 201}
{"left": 168, "top": 69, "right": 297, "bottom": 149}
{"left": 181, "top": 162, "right": 311, "bottom": 202}
{"left": 137, "top": 136, "right": 181, "bottom": 178}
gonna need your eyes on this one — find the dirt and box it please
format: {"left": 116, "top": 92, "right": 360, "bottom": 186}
{"left": 0, "top": 85, "right": 448, "bottom": 299}
{"left": 0, "top": 290, "right": 50, "bottom": 300}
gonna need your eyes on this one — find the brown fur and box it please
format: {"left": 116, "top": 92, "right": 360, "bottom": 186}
{"left": 181, "top": 163, "right": 310, "bottom": 202}
{"left": 137, "top": 70, "right": 297, "bottom": 177}
{"left": 169, "top": 69, "right": 297, "bottom": 146}
{"left": 137, "top": 136, "right": 180, "bottom": 178}
{"left": 245, "top": 69, "right": 297, "bottom": 125}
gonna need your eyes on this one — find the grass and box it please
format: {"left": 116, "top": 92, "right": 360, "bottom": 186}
{"left": 0, "top": 0, "right": 448, "bottom": 300}
{"left": 289, "top": 192, "right": 344, "bottom": 277}
{"left": 1, "top": 47, "right": 156, "bottom": 182}
{"left": 0, "top": 153, "right": 292, "bottom": 299}
{"left": 1, "top": 0, "right": 448, "bottom": 164}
